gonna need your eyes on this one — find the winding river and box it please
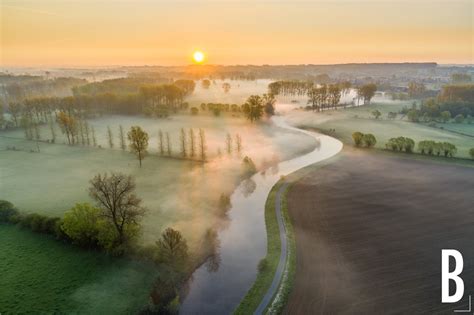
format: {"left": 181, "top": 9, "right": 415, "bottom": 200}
{"left": 180, "top": 115, "right": 343, "bottom": 314}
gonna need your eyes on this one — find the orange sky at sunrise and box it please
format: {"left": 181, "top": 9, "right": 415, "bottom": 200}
{"left": 1, "top": 0, "right": 473, "bottom": 67}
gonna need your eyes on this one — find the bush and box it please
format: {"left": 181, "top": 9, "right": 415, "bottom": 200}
{"left": 190, "top": 107, "right": 199, "bottom": 115}
{"left": 19, "top": 213, "right": 61, "bottom": 235}
{"left": 352, "top": 131, "right": 364, "bottom": 146}
{"left": 61, "top": 203, "right": 103, "bottom": 248}
{"left": 0, "top": 200, "right": 19, "bottom": 223}
{"left": 470, "top": 148, "right": 474, "bottom": 159}
{"left": 454, "top": 114, "right": 464, "bottom": 123}
{"left": 418, "top": 140, "right": 456, "bottom": 157}
{"left": 362, "top": 133, "right": 377, "bottom": 147}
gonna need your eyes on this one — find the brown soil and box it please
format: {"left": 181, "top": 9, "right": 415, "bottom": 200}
{"left": 285, "top": 148, "right": 474, "bottom": 314}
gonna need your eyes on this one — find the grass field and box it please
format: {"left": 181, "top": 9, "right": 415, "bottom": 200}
{"left": 0, "top": 114, "right": 315, "bottom": 248}
{"left": 286, "top": 102, "right": 474, "bottom": 159}
{"left": 0, "top": 224, "right": 157, "bottom": 314}
{"left": 285, "top": 148, "right": 474, "bottom": 313}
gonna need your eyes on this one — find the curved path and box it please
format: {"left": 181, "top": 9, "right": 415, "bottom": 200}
{"left": 180, "top": 116, "right": 342, "bottom": 314}
{"left": 254, "top": 182, "right": 289, "bottom": 314}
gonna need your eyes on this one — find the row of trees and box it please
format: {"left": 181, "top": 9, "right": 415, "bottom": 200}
{"left": 418, "top": 140, "right": 457, "bottom": 157}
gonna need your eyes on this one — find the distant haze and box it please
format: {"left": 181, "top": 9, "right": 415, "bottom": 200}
{"left": 1, "top": 0, "right": 472, "bottom": 66}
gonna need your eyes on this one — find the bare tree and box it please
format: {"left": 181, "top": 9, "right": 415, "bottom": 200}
{"left": 89, "top": 172, "right": 146, "bottom": 246}
{"left": 180, "top": 128, "right": 187, "bottom": 158}
{"left": 91, "top": 126, "right": 97, "bottom": 147}
{"left": 158, "top": 129, "right": 164, "bottom": 155}
{"left": 235, "top": 134, "right": 242, "bottom": 154}
{"left": 199, "top": 128, "right": 206, "bottom": 161}
{"left": 189, "top": 128, "right": 196, "bottom": 158}
{"left": 225, "top": 133, "right": 233, "bottom": 155}
{"left": 166, "top": 132, "right": 172, "bottom": 156}
{"left": 107, "top": 126, "right": 114, "bottom": 148}
{"left": 119, "top": 125, "right": 126, "bottom": 150}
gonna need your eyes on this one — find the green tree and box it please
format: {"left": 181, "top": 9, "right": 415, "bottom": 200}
{"left": 61, "top": 203, "right": 102, "bottom": 248}
{"left": 127, "top": 126, "right": 149, "bottom": 167}
{"left": 469, "top": 148, "right": 474, "bottom": 159}
{"left": 357, "top": 84, "right": 377, "bottom": 105}
{"left": 454, "top": 114, "right": 464, "bottom": 123}
{"left": 371, "top": 109, "right": 381, "bottom": 119}
{"left": 362, "top": 133, "right": 377, "bottom": 147}
{"left": 243, "top": 95, "right": 264, "bottom": 122}
{"left": 0, "top": 200, "right": 19, "bottom": 223}
{"left": 440, "top": 111, "right": 451, "bottom": 123}
{"left": 352, "top": 131, "right": 364, "bottom": 146}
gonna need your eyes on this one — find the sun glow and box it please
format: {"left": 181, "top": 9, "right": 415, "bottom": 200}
{"left": 193, "top": 51, "right": 205, "bottom": 63}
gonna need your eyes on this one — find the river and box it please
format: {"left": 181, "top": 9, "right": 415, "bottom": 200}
{"left": 180, "top": 114, "right": 343, "bottom": 314}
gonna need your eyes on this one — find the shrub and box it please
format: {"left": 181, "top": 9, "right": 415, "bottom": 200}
{"left": 190, "top": 107, "right": 199, "bottom": 115}
{"left": 362, "top": 133, "right": 377, "bottom": 147}
{"left": 470, "top": 148, "right": 474, "bottom": 159}
{"left": 454, "top": 114, "right": 464, "bottom": 123}
{"left": 19, "top": 213, "right": 60, "bottom": 234}
{"left": 61, "top": 203, "right": 103, "bottom": 248}
{"left": 352, "top": 131, "right": 364, "bottom": 146}
{"left": 0, "top": 200, "right": 19, "bottom": 223}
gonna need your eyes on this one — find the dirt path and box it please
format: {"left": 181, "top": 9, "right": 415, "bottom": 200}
{"left": 285, "top": 149, "right": 474, "bottom": 314}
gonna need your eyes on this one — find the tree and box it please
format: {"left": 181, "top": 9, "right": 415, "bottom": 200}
{"left": 441, "top": 142, "right": 457, "bottom": 157}
{"left": 89, "top": 172, "right": 146, "bottom": 249}
{"left": 158, "top": 129, "right": 164, "bottom": 155}
{"left": 91, "top": 126, "right": 97, "bottom": 146}
{"left": 49, "top": 119, "right": 56, "bottom": 143}
{"left": 242, "top": 156, "right": 257, "bottom": 178}
{"left": 201, "top": 79, "right": 211, "bottom": 89}
{"left": 454, "top": 114, "right": 464, "bottom": 123}
{"left": 408, "top": 82, "right": 426, "bottom": 98}
{"left": 127, "top": 126, "right": 149, "bottom": 167}
{"left": 222, "top": 82, "right": 231, "bottom": 93}
{"left": 440, "top": 111, "right": 451, "bottom": 123}
{"left": 180, "top": 128, "right": 187, "bottom": 158}
{"left": 156, "top": 228, "right": 189, "bottom": 268}
{"left": 407, "top": 109, "right": 420, "bottom": 122}
{"left": 166, "top": 132, "right": 172, "bottom": 156}
{"left": 235, "top": 134, "right": 242, "bottom": 154}
{"left": 469, "top": 148, "right": 474, "bottom": 159}
{"left": 119, "top": 125, "right": 126, "bottom": 150}
{"left": 371, "top": 110, "right": 381, "bottom": 119}
{"left": 189, "top": 128, "right": 196, "bottom": 158}
{"left": 0, "top": 200, "right": 19, "bottom": 223}
{"left": 362, "top": 133, "right": 376, "bottom": 147}
{"left": 198, "top": 128, "right": 206, "bottom": 161}
{"left": 387, "top": 112, "right": 397, "bottom": 120}
{"left": 352, "top": 131, "right": 364, "bottom": 146}
{"left": 262, "top": 93, "right": 276, "bottom": 116}
{"left": 107, "top": 126, "right": 114, "bottom": 148}
{"left": 243, "top": 95, "right": 264, "bottom": 122}
{"left": 225, "top": 133, "right": 233, "bottom": 155}
{"left": 357, "top": 84, "right": 377, "bottom": 105}
{"left": 190, "top": 107, "right": 199, "bottom": 115}
{"left": 61, "top": 203, "right": 102, "bottom": 248}
{"left": 8, "top": 102, "right": 22, "bottom": 127}
{"left": 328, "top": 84, "right": 342, "bottom": 109}
{"left": 57, "top": 111, "right": 77, "bottom": 145}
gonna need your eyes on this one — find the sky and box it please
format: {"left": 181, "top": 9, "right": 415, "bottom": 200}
{"left": 1, "top": 0, "right": 473, "bottom": 67}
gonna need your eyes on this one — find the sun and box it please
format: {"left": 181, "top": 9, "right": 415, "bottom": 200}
{"left": 193, "top": 51, "right": 205, "bottom": 63}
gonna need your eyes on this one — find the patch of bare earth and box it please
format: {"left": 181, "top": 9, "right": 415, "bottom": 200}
{"left": 285, "top": 149, "right": 474, "bottom": 314}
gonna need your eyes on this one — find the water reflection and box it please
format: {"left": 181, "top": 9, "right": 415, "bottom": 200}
{"left": 240, "top": 178, "right": 257, "bottom": 197}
